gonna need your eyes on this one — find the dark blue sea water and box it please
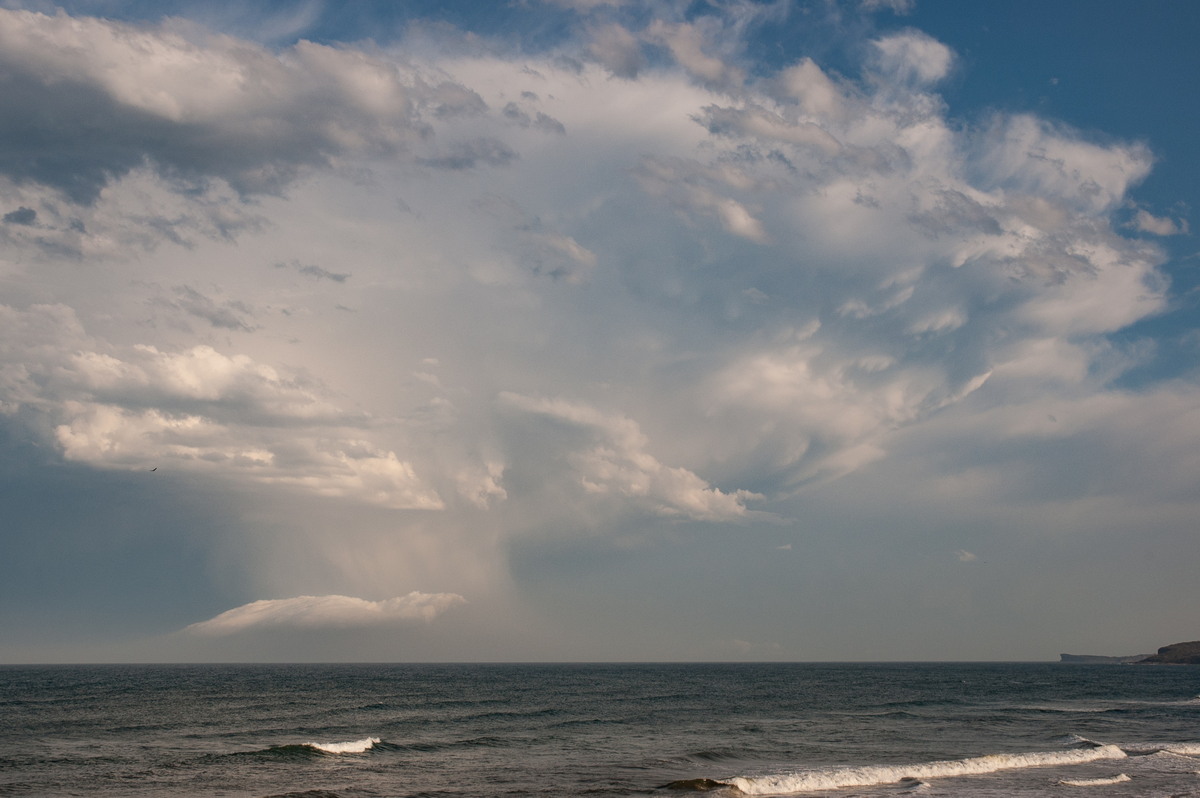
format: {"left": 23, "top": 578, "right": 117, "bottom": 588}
{"left": 1, "top": 663, "right": 1198, "bottom": 797}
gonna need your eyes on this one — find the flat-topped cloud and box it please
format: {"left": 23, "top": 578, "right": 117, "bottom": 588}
{"left": 185, "top": 593, "right": 467, "bottom": 635}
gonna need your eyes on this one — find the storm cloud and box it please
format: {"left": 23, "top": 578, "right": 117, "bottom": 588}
{"left": 1, "top": 1, "right": 1196, "bottom": 663}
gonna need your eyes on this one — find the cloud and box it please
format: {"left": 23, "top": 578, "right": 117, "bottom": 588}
{"left": 418, "top": 138, "right": 519, "bottom": 171}
{"left": 185, "top": 592, "right": 467, "bottom": 635}
{"left": 861, "top": 0, "right": 915, "bottom": 13}
{"left": 973, "top": 115, "right": 1153, "bottom": 215}
{"left": 542, "top": 0, "right": 630, "bottom": 10}
{"left": 956, "top": 549, "right": 978, "bottom": 562}
{"left": 698, "top": 104, "right": 843, "bottom": 156}
{"left": 470, "top": 193, "right": 597, "bottom": 281}
{"left": 634, "top": 155, "right": 770, "bottom": 243}
{"left": 586, "top": 23, "right": 644, "bottom": 79}
{"left": 1, "top": 4, "right": 1193, "bottom": 661}
{"left": 1129, "top": 208, "right": 1188, "bottom": 236}
{"left": 773, "top": 58, "right": 848, "bottom": 120}
{"left": 0, "top": 8, "right": 458, "bottom": 203}
{"left": 871, "top": 30, "right": 954, "bottom": 86}
{"left": 1, "top": 14, "right": 1167, "bottom": 515}
{"left": 0, "top": 171, "right": 272, "bottom": 259}
{"left": 501, "top": 101, "right": 567, "bottom": 135}
{"left": 499, "top": 392, "right": 762, "bottom": 522}
{"left": 3, "top": 206, "right": 36, "bottom": 225}
{"left": 0, "top": 305, "right": 443, "bottom": 509}
{"left": 169, "top": 285, "right": 257, "bottom": 331}
{"left": 279, "top": 261, "right": 352, "bottom": 282}
{"left": 0, "top": 11, "right": 1170, "bottom": 521}
{"left": 644, "top": 19, "right": 745, "bottom": 89}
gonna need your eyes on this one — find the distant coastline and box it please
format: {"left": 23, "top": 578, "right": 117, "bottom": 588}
{"left": 1060, "top": 640, "right": 1200, "bottom": 665}
{"left": 1058, "top": 653, "right": 1149, "bottom": 664}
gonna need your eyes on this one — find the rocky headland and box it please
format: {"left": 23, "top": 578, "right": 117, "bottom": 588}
{"left": 1137, "top": 641, "right": 1200, "bottom": 664}
{"left": 1059, "top": 640, "right": 1200, "bottom": 664}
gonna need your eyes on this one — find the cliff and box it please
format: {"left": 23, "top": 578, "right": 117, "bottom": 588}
{"left": 1137, "top": 641, "right": 1200, "bottom": 664}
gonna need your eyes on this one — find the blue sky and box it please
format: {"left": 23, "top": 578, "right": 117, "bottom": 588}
{"left": 1, "top": 0, "right": 1197, "bottom": 663}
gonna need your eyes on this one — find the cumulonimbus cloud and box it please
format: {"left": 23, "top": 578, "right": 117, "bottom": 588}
{"left": 498, "top": 392, "right": 762, "bottom": 521}
{"left": 0, "top": 2, "right": 1186, "bottom": 627}
{"left": 185, "top": 593, "right": 467, "bottom": 635}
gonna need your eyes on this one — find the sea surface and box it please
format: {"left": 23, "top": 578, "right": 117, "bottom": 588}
{"left": 1, "top": 662, "right": 1198, "bottom": 797}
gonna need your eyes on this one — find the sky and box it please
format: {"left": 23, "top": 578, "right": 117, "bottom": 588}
{"left": 1, "top": 0, "right": 1198, "bottom": 664}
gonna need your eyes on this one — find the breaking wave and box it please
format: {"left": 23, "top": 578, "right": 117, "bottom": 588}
{"left": 1058, "top": 774, "right": 1131, "bottom": 786}
{"left": 302, "top": 737, "right": 381, "bottom": 754}
{"left": 240, "top": 737, "right": 385, "bottom": 758}
{"left": 1164, "top": 743, "right": 1200, "bottom": 756}
{"left": 725, "top": 745, "right": 1127, "bottom": 795}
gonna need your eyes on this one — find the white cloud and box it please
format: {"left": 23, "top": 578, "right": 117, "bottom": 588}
{"left": 644, "top": 19, "right": 745, "bottom": 89}
{"left": 699, "top": 104, "right": 843, "bottom": 155}
{"left": 0, "top": 8, "right": 481, "bottom": 202}
{"left": 0, "top": 304, "right": 443, "bottom": 509}
{"left": 586, "top": 23, "right": 644, "bottom": 79}
{"left": 499, "top": 393, "right": 762, "bottom": 521}
{"left": 974, "top": 115, "right": 1153, "bottom": 215}
{"left": 0, "top": 11, "right": 1170, "bottom": 521}
{"left": 774, "top": 58, "right": 847, "bottom": 120}
{"left": 1129, "top": 208, "right": 1188, "bottom": 236}
{"left": 456, "top": 461, "right": 508, "bottom": 508}
{"left": 5, "top": 17, "right": 1166, "bottom": 514}
{"left": 633, "top": 155, "right": 771, "bottom": 242}
{"left": 1, "top": 4, "right": 1192, "bottom": 660}
{"left": 472, "top": 193, "right": 597, "bottom": 281}
{"left": 185, "top": 592, "right": 467, "bottom": 635}
{"left": 872, "top": 30, "right": 953, "bottom": 86}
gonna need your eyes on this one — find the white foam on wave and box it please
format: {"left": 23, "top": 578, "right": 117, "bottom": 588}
{"left": 303, "top": 737, "right": 380, "bottom": 754}
{"left": 1125, "top": 743, "right": 1200, "bottom": 758}
{"left": 1058, "top": 774, "right": 1131, "bottom": 787}
{"left": 1165, "top": 744, "right": 1200, "bottom": 756}
{"left": 727, "top": 745, "right": 1127, "bottom": 795}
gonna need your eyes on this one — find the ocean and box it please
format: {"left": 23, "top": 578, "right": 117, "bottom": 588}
{"left": 1, "top": 662, "right": 1198, "bottom": 797}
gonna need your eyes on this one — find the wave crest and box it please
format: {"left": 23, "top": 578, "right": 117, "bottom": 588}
{"left": 727, "top": 745, "right": 1127, "bottom": 795}
{"left": 1059, "top": 774, "right": 1131, "bottom": 787}
{"left": 1163, "top": 743, "right": 1200, "bottom": 756}
{"left": 302, "top": 737, "right": 381, "bottom": 754}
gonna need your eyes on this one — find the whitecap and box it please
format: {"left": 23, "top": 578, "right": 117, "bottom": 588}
{"left": 302, "top": 737, "right": 380, "bottom": 754}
